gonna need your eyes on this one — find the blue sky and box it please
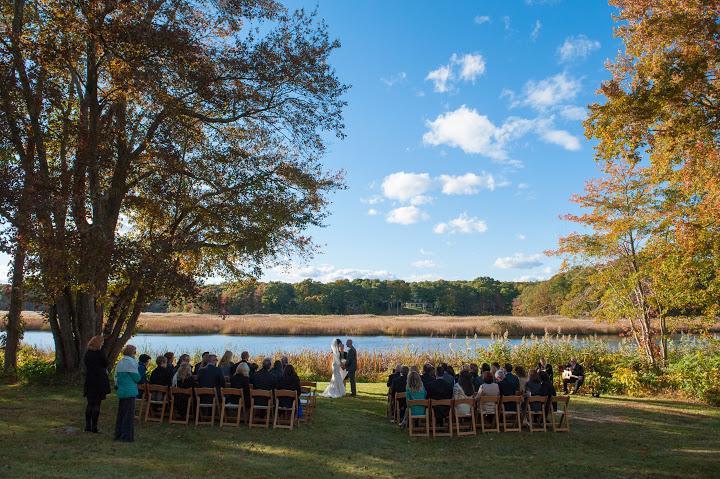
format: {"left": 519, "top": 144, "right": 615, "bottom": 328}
{"left": 0, "top": 1, "right": 620, "bottom": 285}
{"left": 262, "top": 0, "right": 620, "bottom": 283}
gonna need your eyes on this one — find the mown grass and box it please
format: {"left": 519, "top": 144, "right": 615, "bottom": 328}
{"left": 19, "top": 311, "right": 632, "bottom": 336}
{"left": 1, "top": 382, "right": 718, "bottom": 478}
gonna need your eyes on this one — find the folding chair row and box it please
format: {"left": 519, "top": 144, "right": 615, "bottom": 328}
{"left": 404, "top": 396, "right": 570, "bottom": 437}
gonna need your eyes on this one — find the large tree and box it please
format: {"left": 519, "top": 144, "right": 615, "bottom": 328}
{"left": 0, "top": 0, "right": 347, "bottom": 372}
{"left": 558, "top": 0, "right": 720, "bottom": 365}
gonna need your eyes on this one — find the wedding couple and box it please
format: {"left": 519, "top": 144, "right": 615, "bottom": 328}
{"left": 320, "top": 338, "right": 357, "bottom": 398}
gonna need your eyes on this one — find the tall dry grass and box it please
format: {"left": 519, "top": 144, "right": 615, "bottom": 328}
{"left": 17, "top": 311, "right": 640, "bottom": 336}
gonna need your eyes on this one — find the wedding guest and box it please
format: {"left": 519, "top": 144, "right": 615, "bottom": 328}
{"left": 504, "top": 363, "right": 519, "bottom": 390}
{"left": 281, "top": 356, "right": 289, "bottom": 369}
{"left": 540, "top": 370, "right": 557, "bottom": 399}
{"left": 149, "top": 356, "right": 173, "bottom": 386}
{"left": 193, "top": 352, "right": 210, "bottom": 375}
{"left": 421, "top": 363, "right": 434, "bottom": 389}
{"left": 537, "top": 357, "right": 553, "bottom": 382}
{"left": 218, "top": 350, "right": 234, "bottom": 377}
{"left": 453, "top": 370, "right": 474, "bottom": 416}
{"left": 387, "top": 365, "right": 401, "bottom": 389}
{"left": 442, "top": 365, "right": 455, "bottom": 387}
{"left": 477, "top": 371, "right": 500, "bottom": 415}
{"left": 405, "top": 371, "right": 427, "bottom": 422}
{"left": 137, "top": 354, "right": 151, "bottom": 385}
{"left": 251, "top": 358, "right": 277, "bottom": 406}
{"left": 469, "top": 363, "right": 481, "bottom": 392}
{"left": 515, "top": 366, "right": 528, "bottom": 394}
{"left": 481, "top": 363, "right": 491, "bottom": 374}
{"left": 114, "top": 345, "right": 141, "bottom": 442}
{"left": 83, "top": 335, "right": 111, "bottom": 433}
{"left": 239, "top": 351, "right": 257, "bottom": 377}
{"left": 271, "top": 360, "right": 284, "bottom": 381}
{"left": 491, "top": 362, "right": 501, "bottom": 377}
{"left": 198, "top": 354, "right": 225, "bottom": 398}
{"left": 172, "top": 354, "right": 191, "bottom": 386}
{"left": 497, "top": 369, "right": 518, "bottom": 413}
{"left": 230, "top": 362, "right": 252, "bottom": 411}
{"left": 164, "top": 352, "right": 176, "bottom": 373}
{"left": 426, "top": 367, "right": 453, "bottom": 424}
{"left": 277, "top": 364, "right": 302, "bottom": 409}
{"left": 173, "top": 364, "right": 196, "bottom": 414}
{"left": 392, "top": 366, "right": 409, "bottom": 420}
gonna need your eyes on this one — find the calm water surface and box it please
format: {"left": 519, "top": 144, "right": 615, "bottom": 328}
{"left": 21, "top": 331, "right": 624, "bottom": 355}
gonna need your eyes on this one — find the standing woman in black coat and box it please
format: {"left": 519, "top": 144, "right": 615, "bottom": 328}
{"left": 83, "top": 335, "right": 111, "bottom": 433}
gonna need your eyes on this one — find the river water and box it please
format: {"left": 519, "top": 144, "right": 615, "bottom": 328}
{"left": 21, "top": 330, "right": 625, "bottom": 355}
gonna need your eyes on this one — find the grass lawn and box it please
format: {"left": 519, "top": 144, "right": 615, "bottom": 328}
{"left": 1, "top": 382, "right": 718, "bottom": 479}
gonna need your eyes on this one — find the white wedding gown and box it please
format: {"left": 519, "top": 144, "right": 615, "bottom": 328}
{"left": 321, "top": 343, "right": 347, "bottom": 398}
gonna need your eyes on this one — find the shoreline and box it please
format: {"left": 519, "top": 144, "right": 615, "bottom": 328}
{"left": 14, "top": 310, "right": 718, "bottom": 337}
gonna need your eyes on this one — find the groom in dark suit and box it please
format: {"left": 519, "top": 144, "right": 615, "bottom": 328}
{"left": 345, "top": 339, "right": 357, "bottom": 397}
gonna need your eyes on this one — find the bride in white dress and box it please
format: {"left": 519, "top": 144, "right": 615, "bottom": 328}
{"left": 321, "top": 338, "right": 347, "bottom": 398}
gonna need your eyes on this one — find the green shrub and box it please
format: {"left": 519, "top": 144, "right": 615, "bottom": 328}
{"left": 16, "top": 347, "right": 55, "bottom": 384}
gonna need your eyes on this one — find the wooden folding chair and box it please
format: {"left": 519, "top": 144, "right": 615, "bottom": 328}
{"left": 145, "top": 384, "right": 169, "bottom": 423}
{"left": 477, "top": 396, "right": 500, "bottom": 433}
{"left": 430, "top": 399, "right": 453, "bottom": 437}
{"left": 135, "top": 383, "right": 148, "bottom": 421}
{"left": 249, "top": 389, "right": 273, "bottom": 428}
{"left": 194, "top": 387, "right": 218, "bottom": 426}
{"left": 500, "top": 395, "right": 523, "bottom": 432}
{"left": 407, "top": 400, "right": 430, "bottom": 437}
{"left": 453, "top": 399, "right": 476, "bottom": 436}
{"left": 386, "top": 388, "right": 394, "bottom": 421}
{"left": 169, "top": 387, "right": 193, "bottom": 425}
{"left": 394, "top": 392, "right": 406, "bottom": 424}
{"left": 550, "top": 396, "right": 570, "bottom": 432}
{"left": 527, "top": 396, "right": 548, "bottom": 432}
{"left": 220, "top": 387, "right": 245, "bottom": 427}
{"left": 273, "top": 390, "right": 298, "bottom": 430}
{"left": 300, "top": 381, "right": 317, "bottom": 421}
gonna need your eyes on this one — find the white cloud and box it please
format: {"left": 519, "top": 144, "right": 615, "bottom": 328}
{"left": 559, "top": 105, "right": 587, "bottom": 121}
{"left": 558, "top": 35, "right": 601, "bottom": 63}
{"left": 381, "top": 71, "right": 407, "bottom": 87}
{"left": 522, "top": 73, "right": 581, "bottom": 110}
{"left": 386, "top": 206, "right": 428, "bottom": 225}
{"left": 361, "top": 195, "right": 384, "bottom": 205}
{"left": 367, "top": 208, "right": 379, "bottom": 216}
{"left": 494, "top": 252, "right": 544, "bottom": 269}
{"left": 411, "top": 259, "right": 437, "bottom": 269}
{"left": 407, "top": 273, "right": 442, "bottom": 282}
{"left": 539, "top": 127, "right": 581, "bottom": 151}
{"left": 419, "top": 248, "right": 434, "bottom": 256}
{"left": 517, "top": 183, "right": 529, "bottom": 190}
{"left": 426, "top": 65, "right": 452, "bottom": 93}
{"left": 434, "top": 213, "right": 487, "bottom": 234}
{"left": 410, "top": 195, "right": 433, "bottom": 206}
{"left": 474, "top": 15, "right": 491, "bottom": 25}
{"left": 503, "top": 16, "right": 511, "bottom": 31}
{"left": 439, "top": 172, "right": 497, "bottom": 194}
{"left": 530, "top": 20, "right": 541, "bottom": 41}
{"left": 423, "top": 106, "right": 535, "bottom": 161}
{"left": 453, "top": 53, "right": 486, "bottom": 82}
{"left": 268, "top": 264, "right": 395, "bottom": 283}
{"left": 381, "top": 172, "right": 432, "bottom": 203}
{"left": 517, "top": 233, "right": 527, "bottom": 240}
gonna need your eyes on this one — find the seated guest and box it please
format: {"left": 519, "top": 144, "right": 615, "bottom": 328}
{"left": 540, "top": 370, "right": 558, "bottom": 417}
{"left": 537, "top": 357, "right": 553, "bottom": 382}
{"left": 172, "top": 354, "right": 191, "bottom": 386}
{"left": 491, "top": 362, "right": 500, "bottom": 377}
{"left": 496, "top": 369, "right": 518, "bottom": 413}
{"left": 477, "top": 371, "right": 500, "bottom": 415}
{"left": 197, "top": 354, "right": 225, "bottom": 398}
{"left": 480, "top": 363, "right": 491, "bottom": 374}
{"left": 230, "top": 362, "right": 252, "bottom": 412}
{"left": 525, "top": 370, "right": 542, "bottom": 397}
{"left": 453, "top": 370, "right": 474, "bottom": 416}
{"left": 193, "top": 352, "right": 210, "bottom": 375}
{"left": 251, "top": 358, "right": 277, "bottom": 406}
{"left": 562, "top": 358, "right": 585, "bottom": 394}
{"left": 280, "top": 356, "right": 289, "bottom": 370}
{"left": 504, "top": 363, "right": 520, "bottom": 391}
{"left": 420, "top": 363, "right": 435, "bottom": 389}
{"left": 149, "top": 356, "right": 173, "bottom": 386}
{"left": 426, "top": 367, "right": 454, "bottom": 424}
{"left": 276, "top": 364, "right": 302, "bottom": 409}
{"left": 387, "top": 365, "right": 401, "bottom": 389}
{"left": 391, "top": 366, "right": 409, "bottom": 420}
{"left": 515, "top": 366, "right": 528, "bottom": 394}
{"left": 164, "top": 352, "right": 176, "bottom": 374}
{"left": 238, "top": 351, "right": 257, "bottom": 377}
{"left": 442, "top": 365, "right": 455, "bottom": 387}
{"left": 137, "top": 354, "right": 151, "bottom": 385}
{"left": 405, "top": 371, "right": 426, "bottom": 424}
{"left": 218, "top": 350, "right": 234, "bottom": 378}
{"left": 271, "top": 360, "right": 284, "bottom": 381}
{"left": 172, "top": 364, "right": 196, "bottom": 414}
{"left": 469, "top": 363, "right": 481, "bottom": 392}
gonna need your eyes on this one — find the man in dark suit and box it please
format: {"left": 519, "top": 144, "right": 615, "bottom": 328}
{"left": 504, "top": 363, "right": 520, "bottom": 391}
{"left": 421, "top": 363, "right": 435, "bottom": 389}
{"left": 251, "top": 357, "right": 277, "bottom": 406}
{"left": 426, "top": 367, "right": 454, "bottom": 424}
{"left": 197, "top": 354, "right": 225, "bottom": 399}
{"left": 193, "top": 351, "right": 210, "bottom": 375}
{"left": 391, "top": 366, "right": 409, "bottom": 420}
{"left": 344, "top": 339, "right": 357, "bottom": 397}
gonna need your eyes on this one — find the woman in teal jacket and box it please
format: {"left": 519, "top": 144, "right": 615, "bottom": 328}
{"left": 114, "top": 344, "right": 141, "bottom": 442}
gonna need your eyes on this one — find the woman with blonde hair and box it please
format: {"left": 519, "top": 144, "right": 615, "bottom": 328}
{"left": 404, "top": 370, "right": 426, "bottom": 426}
{"left": 114, "top": 344, "right": 141, "bottom": 442}
{"left": 219, "top": 350, "right": 234, "bottom": 377}
{"left": 83, "top": 335, "right": 111, "bottom": 433}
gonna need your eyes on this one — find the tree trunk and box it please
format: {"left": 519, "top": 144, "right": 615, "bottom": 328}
{"left": 3, "top": 240, "right": 26, "bottom": 377}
